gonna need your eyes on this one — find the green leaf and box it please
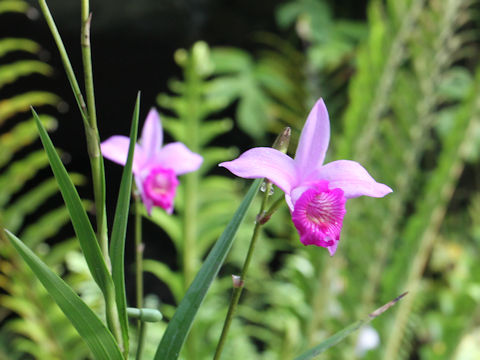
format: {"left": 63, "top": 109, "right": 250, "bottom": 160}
{"left": 0, "top": 115, "right": 56, "bottom": 168}
{"left": 0, "top": 60, "right": 52, "bottom": 89}
{"left": 199, "top": 118, "right": 233, "bottom": 146}
{"left": 4, "top": 230, "right": 123, "bottom": 360}
{"left": 0, "top": 92, "right": 60, "bottom": 124}
{"left": 154, "top": 179, "right": 262, "bottom": 360}
{"left": 109, "top": 92, "right": 140, "bottom": 356}
{"left": 0, "top": 38, "right": 40, "bottom": 58}
{"left": 31, "top": 107, "right": 112, "bottom": 295}
{"left": 0, "top": 150, "right": 49, "bottom": 207}
{"left": 3, "top": 174, "right": 85, "bottom": 233}
{"left": 0, "top": 1, "right": 29, "bottom": 14}
{"left": 294, "top": 293, "right": 408, "bottom": 359}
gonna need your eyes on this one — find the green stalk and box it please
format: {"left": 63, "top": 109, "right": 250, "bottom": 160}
{"left": 37, "top": 0, "right": 89, "bottom": 126}
{"left": 83, "top": 0, "right": 120, "bottom": 348}
{"left": 183, "top": 172, "right": 198, "bottom": 290}
{"left": 213, "top": 181, "right": 272, "bottom": 360}
{"left": 80, "top": 0, "right": 109, "bottom": 264}
{"left": 38, "top": 0, "right": 120, "bottom": 351}
{"left": 181, "top": 57, "right": 201, "bottom": 360}
{"left": 135, "top": 194, "right": 146, "bottom": 360}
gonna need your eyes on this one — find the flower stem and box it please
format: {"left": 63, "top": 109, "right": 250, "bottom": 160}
{"left": 80, "top": 0, "right": 121, "bottom": 349}
{"left": 80, "top": 0, "right": 109, "bottom": 263}
{"left": 135, "top": 194, "right": 146, "bottom": 360}
{"left": 213, "top": 181, "right": 272, "bottom": 360}
{"left": 37, "top": 0, "right": 89, "bottom": 126}
{"left": 181, "top": 56, "right": 202, "bottom": 359}
{"left": 39, "top": 0, "right": 120, "bottom": 351}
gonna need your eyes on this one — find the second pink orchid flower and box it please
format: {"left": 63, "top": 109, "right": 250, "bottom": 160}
{"left": 101, "top": 108, "right": 203, "bottom": 214}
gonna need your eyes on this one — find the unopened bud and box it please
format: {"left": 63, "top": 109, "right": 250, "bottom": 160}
{"left": 232, "top": 275, "right": 244, "bottom": 288}
{"left": 126, "top": 307, "right": 163, "bottom": 322}
{"left": 272, "top": 127, "right": 291, "bottom": 154}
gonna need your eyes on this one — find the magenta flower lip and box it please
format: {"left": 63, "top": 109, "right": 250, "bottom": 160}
{"left": 101, "top": 108, "right": 203, "bottom": 214}
{"left": 220, "top": 98, "right": 392, "bottom": 255}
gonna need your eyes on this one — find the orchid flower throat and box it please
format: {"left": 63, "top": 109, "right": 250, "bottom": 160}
{"left": 291, "top": 181, "right": 346, "bottom": 247}
{"left": 142, "top": 167, "right": 179, "bottom": 210}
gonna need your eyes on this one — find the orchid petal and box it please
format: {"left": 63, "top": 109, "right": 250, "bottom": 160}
{"left": 294, "top": 98, "right": 330, "bottom": 177}
{"left": 155, "top": 142, "right": 203, "bottom": 175}
{"left": 327, "top": 241, "right": 338, "bottom": 256}
{"left": 220, "top": 147, "right": 298, "bottom": 195}
{"left": 141, "top": 108, "right": 163, "bottom": 159}
{"left": 100, "top": 135, "right": 146, "bottom": 174}
{"left": 315, "top": 160, "right": 393, "bottom": 199}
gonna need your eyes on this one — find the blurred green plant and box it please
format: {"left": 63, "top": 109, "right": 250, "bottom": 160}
{"left": 153, "top": 1, "right": 480, "bottom": 359}
{"left": 132, "top": 42, "right": 234, "bottom": 359}
{"left": 0, "top": 1, "right": 93, "bottom": 358}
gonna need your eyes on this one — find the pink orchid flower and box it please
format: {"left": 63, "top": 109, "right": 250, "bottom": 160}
{"left": 101, "top": 108, "right": 203, "bottom": 215}
{"left": 220, "top": 99, "right": 392, "bottom": 255}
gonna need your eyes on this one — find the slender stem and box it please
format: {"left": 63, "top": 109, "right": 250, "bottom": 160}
{"left": 135, "top": 194, "right": 146, "bottom": 360}
{"left": 183, "top": 173, "right": 198, "bottom": 289}
{"left": 104, "top": 281, "right": 124, "bottom": 352}
{"left": 183, "top": 172, "right": 199, "bottom": 359}
{"left": 136, "top": 322, "right": 146, "bottom": 360}
{"left": 37, "top": 0, "right": 89, "bottom": 126}
{"left": 258, "top": 195, "right": 284, "bottom": 225}
{"left": 79, "top": 0, "right": 121, "bottom": 348}
{"left": 182, "top": 58, "right": 201, "bottom": 360}
{"left": 213, "top": 181, "right": 272, "bottom": 360}
{"left": 80, "top": 2, "right": 97, "bottom": 129}
{"left": 39, "top": 0, "right": 120, "bottom": 351}
{"left": 80, "top": 0, "right": 109, "bottom": 263}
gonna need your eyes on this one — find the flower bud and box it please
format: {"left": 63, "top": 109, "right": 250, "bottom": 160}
{"left": 272, "top": 127, "right": 291, "bottom": 154}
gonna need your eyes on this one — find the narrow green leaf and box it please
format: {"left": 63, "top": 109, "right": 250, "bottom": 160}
{"left": 154, "top": 179, "right": 262, "bottom": 360}
{"left": 31, "top": 107, "right": 112, "bottom": 295}
{"left": 109, "top": 92, "right": 141, "bottom": 355}
{"left": 4, "top": 230, "right": 123, "bottom": 360}
{"left": 294, "top": 293, "right": 408, "bottom": 360}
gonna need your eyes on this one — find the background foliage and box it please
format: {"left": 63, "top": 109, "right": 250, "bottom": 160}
{"left": 2, "top": 0, "right": 480, "bottom": 359}
{"left": 0, "top": 1, "right": 95, "bottom": 359}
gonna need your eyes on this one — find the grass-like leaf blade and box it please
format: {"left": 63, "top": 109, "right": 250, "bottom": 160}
{"left": 4, "top": 229, "right": 123, "bottom": 360}
{"left": 32, "top": 107, "right": 112, "bottom": 295}
{"left": 109, "top": 92, "right": 141, "bottom": 356}
{"left": 294, "top": 292, "right": 408, "bottom": 360}
{"left": 154, "top": 179, "right": 262, "bottom": 359}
